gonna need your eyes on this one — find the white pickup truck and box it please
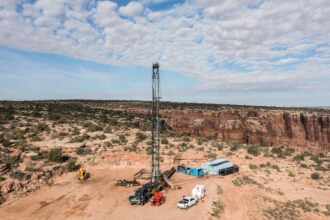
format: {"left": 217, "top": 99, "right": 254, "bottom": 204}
{"left": 177, "top": 196, "right": 197, "bottom": 209}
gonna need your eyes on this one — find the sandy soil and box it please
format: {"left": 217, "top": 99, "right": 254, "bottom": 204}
{"left": 1, "top": 160, "right": 328, "bottom": 220}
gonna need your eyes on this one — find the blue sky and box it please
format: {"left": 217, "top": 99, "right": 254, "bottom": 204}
{"left": 0, "top": 0, "right": 329, "bottom": 106}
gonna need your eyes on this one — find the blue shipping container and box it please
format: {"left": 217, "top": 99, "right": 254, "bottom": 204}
{"left": 176, "top": 164, "right": 204, "bottom": 178}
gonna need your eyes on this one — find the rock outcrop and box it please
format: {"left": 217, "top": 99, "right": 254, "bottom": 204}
{"left": 128, "top": 108, "right": 330, "bottom": 153}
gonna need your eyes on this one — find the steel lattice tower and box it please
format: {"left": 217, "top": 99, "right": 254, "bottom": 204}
{"left": 151, "top": 63, "right": 160, "bottom": 184}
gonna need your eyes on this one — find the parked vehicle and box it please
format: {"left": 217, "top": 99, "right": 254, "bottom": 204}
{"left": 177, "top": 196, "right": 197, "bottom": 209}
{"left": 129, "top": 182, "right": 158, "bottom": 205}
{"left": 192, "top": 185, "right": 205, "bottom": 199}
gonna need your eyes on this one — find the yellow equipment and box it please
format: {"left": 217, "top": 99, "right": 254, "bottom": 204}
{"left": 78, "top": 168, "right": 89, "bottom": 181}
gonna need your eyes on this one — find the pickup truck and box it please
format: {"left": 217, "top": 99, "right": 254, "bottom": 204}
{"left": 177, "top": 196, "right": 197, "bottom": 209}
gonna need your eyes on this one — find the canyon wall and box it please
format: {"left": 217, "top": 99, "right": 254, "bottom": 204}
{"left": 128, "top": 108, "right": 330, "bottom": 153}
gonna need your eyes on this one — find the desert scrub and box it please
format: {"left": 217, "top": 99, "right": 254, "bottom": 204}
{"left": 112, "top": 139, "right": 120, "bottom": 144}
{"left": 294, "top": 199, "right": 318, "bottom": 212}
{"left": 205, "top": 153, "right": 217, "bottom": 160}
{"left": 249, "top": 164, "right": 258, "bottom": 169}
{"left": 103, "top": 125, "right": 112, "bottom": 133}
{"left": 3, "top": 155, "right": 21, "bottom": 168}
{"left": 197, "top": 147, "right": 204, "bottom": 151}
{"left": 36, "top": 123, "right": 49, "bottom": 132}
{"left": 118, "top": 134, "right": 127, "bottom": 143}
{"left": 24, "top": 163, "right": 41, "bottom": 172}
{"left": 67, "top": 158, "right": 79, "bottom": 171}
{"left": 210, "top": 185, "right": 225, "bottom": 218}
{"left": 232, "top": 175, "right": 260, "bottom": 187}
{"left": 146, "top": 146, "right": 152, "bottom": 155}
{"left": 97, "top": 134, "right": 106, "bottom": 140}
{"left": 263, "top": 198, "right": 300, "bottom": 220}
{"left": 47, "top": 148, "right": 66, "bottom": 163}
{"left": 217, "top": 185, "right": 223, "bottom": 195}
{"left": 272, "top": 165, "right": 280, "bottom": 171}
{"left": 167, "top": 150, "right": 175, "bottom": 156}
{"left": 161, "top": 138, "right": 168, "bottom": 145}
{"left": 288, "top": 171, "right": 295, "bottom": 177}
{"left": 136, "top": 132, "right": 147, "bottom": 142}
{"left": 247, "top": 145, "right": 260, "bottom": 156}
{"left": 311, "top": 172, "right": 320, "bottom": 180}
{"left": 300, "top": 163, "right": 308, "bottom": 168}
{"left": 9, "top": 170, "right": 25, "bottom": 180}
{"left": 230, "top": 142, "right": 240, "bottom": 151}
{"left": 76, "top": 146, "right": 92, "bottom": 155}
{"left": 71, "top": 134, "right": 90, "bottom": 143}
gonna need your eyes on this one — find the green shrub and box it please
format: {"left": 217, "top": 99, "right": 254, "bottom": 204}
{"left": 230, "top": 143, "right": 240, "bottom": 151}
{"left": 247, "top": 145, "right": 260, "bottom": 156}
{"left": 1, "top": 139, "right": 11, "bottom": 147}
{"left": 136, "top": 132, "right": 147, "bottom": 142}
{"left": 97, "top": 134, "right": 106, "bottom": 140}
{"left": 182, "top": 137, "right": 190, "bottom": 142}
{"left": 300, "top": 163, "right": 308, "bottom": 168}
{"left": 67, "top": 158, "right": 79, "bottom": 171}
{"left": 31, "top": 136, "right": 41, "bottom": 142}
{"left": 47, "top": 148, "right": 64, "bottom": 163}
{"left": 72, "top": 127, "right": 80, "bottom": 135}
{"left": 216, "top": 144, "right": 223, "bottom": 151}
{"left": 197, "top": 147, "right": 204, "bottom": 151}
{"left": 205, "top": 153, "right": 217, "bottom": 160}
{"left": 72, "top": 134, "right": 90, "bottom": 142}
{"left": 112, "top": 139, "right": 120, "bottom": 144}
{"left": 161, "top": 138, "right": 169, "bottom": 145}
{"left": 36, "top": 123, "right": 49, "bottom": 132}
{"left": 9, "top": 170, "right": 25, "bottom": 180}
{"left": 0, "top": 176, "right": 5, "bottom": 181}
{"left": 146, "top": 146, "right": 153, "bottom": 155}
{"left": 118, "top": 134, "right": 127, "bottom": 143}
{"left": 3, "top": 155, "right": 20, "bottom": 168}
{"left": 272, "top": 165, "right": 280, "bottom": 171}
{"left": 293, "top": 154, "right": 305, "bottom": 162}
{"left": 167, "top": 150, "right": 175, "bottom": 156}
{"left": 311, "top": 172, "right": 320, "bottom": 180}
{"left": 249, "top": 164, "right": 258, "bottom": 169}
{"left": 76, "top": 146, "right": 92, "bottom": 155}
{"left": 288, "top": 171, "right": 295, "bottom": 177}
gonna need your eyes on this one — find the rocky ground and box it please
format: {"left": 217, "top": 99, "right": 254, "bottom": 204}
{"left": 0, "top": 101, "right": 329, "bottom": 220}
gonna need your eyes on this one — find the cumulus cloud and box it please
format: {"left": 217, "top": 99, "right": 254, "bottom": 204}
{"left": 0, "top": 0, "right": 329, "bottom": 93}
{"left": 119, "top": 1, "right": 143, "bottom": 17}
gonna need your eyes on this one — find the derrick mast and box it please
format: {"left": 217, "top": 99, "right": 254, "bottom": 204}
{"left": 151, "top": 63, "right": 160, "bottom": 183}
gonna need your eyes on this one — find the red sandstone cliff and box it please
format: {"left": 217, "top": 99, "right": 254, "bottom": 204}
{"left": 127, "top": 108, "right": 329, "bottom": 153}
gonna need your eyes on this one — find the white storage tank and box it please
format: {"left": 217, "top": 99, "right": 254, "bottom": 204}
{"left": 192, "top": 185, "right": 205, "bottom": 199}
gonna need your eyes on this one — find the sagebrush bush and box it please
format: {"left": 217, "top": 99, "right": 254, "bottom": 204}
{"left": 247, "top": 145, "right": 260, "bottom": 156}
{"left": 47, "top": 148, "right": 64, "bottom": 163}
{"left": 311, "top": 172, "right": 320, "bottom": 180}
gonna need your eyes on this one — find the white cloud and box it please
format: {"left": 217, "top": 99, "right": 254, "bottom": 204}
{"left": 0, "top": 0, "right": 329, "bottom": 94}
{"left": 119, "top": 1, "right": 143, "bottom": 17}
{"left": 277, "top": 58, "right": 298, "bottom": 65}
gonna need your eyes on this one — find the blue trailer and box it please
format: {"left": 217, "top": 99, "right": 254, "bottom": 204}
{"left": 176, "top": 164, "right": 204, "bottom": 178}
{"left": 202, "top": 158, "right": 239, "bottom": 176}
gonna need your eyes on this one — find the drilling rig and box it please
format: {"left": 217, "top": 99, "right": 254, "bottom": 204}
{"left": 129, "top": 63, "right": 174, "bottom": 206}
{"left": 151, "top": 62, "right": 160, "bottom": 184}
